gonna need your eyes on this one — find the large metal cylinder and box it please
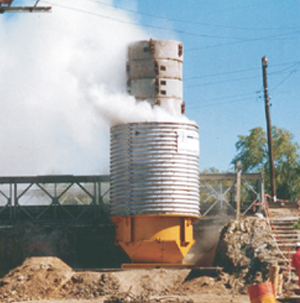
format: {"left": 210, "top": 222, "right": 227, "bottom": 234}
{"left": 110, "top": 122, "right": 200, "bottom": 218}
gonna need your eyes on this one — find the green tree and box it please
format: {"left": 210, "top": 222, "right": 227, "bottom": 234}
{"left": 232, "top": 126, "right": 300, "bottom": 200}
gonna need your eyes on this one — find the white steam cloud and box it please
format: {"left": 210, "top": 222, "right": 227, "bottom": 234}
{"left": 0, "top": 0, "right": 184, "bottom": 176}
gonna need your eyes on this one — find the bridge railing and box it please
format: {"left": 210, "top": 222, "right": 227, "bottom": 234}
{"left": 200, "top": 173, "right": 264, "bottom": 216}
{"left": 0, "top": 175, "right": 110, "bottom": 225}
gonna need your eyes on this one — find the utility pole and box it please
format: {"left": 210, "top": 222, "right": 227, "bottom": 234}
{"left": 262, "top": 56, "right": 277, "bottom": 202}
{"left": 236, "top": 161, "right": 242, "bottom": 220}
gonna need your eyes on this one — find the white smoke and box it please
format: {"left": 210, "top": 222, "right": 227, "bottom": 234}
{"left": 86, "top": 84, "right": 190, "bottom": 125}
{"left": 0, "top": 0, "right": 187, "bottom": 176}
{"left": 0, "top": 0, "right": 136, "bottom": 175}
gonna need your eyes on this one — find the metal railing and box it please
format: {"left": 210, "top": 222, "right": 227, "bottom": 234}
{"left": 200, "top": 173, "right": 264, "bottom": 216}
{"left": 0, "top": 172, "right": 265, "bottom": 224}
{"left": 0, "top": 175, "right": 110, "bottom": 225}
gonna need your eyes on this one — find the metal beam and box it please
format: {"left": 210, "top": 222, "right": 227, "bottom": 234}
{"left": 0, "top": 175, "right": 110, "bottom": 184}
{"left": 200, "top": 173, "right": 263, "bottom": 181}
{"left": 0, "top": 6, "right": 51, "bottom": 13}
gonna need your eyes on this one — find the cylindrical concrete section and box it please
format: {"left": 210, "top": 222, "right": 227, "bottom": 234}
{"left": 127, "top": 39, "right": 184, "bottom": 115}
{"left": 110, "top": 122, "right": 200, "bottom": 218}
{"left": 127, "top": 40, "right": 183, "bottom": 62}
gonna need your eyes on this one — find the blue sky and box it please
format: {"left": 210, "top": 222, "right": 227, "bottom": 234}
{"left": 127, "top": 1, "right": 300, "bottom": 171}
{"left": 1, "top": 1, "right": 299, "bottom": 175}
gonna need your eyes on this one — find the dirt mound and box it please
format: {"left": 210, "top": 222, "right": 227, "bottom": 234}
{"left": 0, "top": 257, "right": 123, "bottom": 302}
{"left": 0, "top": 257, "right": 73, "bottom": 302}
{"left": 213, "top": 216, "right": 280, "bottom": 291}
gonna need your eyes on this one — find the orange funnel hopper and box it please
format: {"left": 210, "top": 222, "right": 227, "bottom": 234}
{"left": 111, "top": 215, "right": 198, "bottom": 264}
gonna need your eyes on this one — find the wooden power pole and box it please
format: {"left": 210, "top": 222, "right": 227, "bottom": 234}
{"left": 236, "top": 161, "right": 242, "bottom": 220}
{"left": 262, "top": 56, "right": 277, "bottom": 202}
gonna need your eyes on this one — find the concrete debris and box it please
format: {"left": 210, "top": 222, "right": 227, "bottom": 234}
{"left": 213, "top": 216, "right": 281, "bottom": 292}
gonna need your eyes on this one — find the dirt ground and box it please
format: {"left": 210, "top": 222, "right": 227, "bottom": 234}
{"left": 18, "top": 294, "right": 251, "bottom": 303}
{"left": 0, "top": 257, "right": 250, "bottom": 303}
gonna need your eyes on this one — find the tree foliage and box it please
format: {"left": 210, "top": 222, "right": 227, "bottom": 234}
{"left": 232, "top": 126, "right": 300, "bottom": 200}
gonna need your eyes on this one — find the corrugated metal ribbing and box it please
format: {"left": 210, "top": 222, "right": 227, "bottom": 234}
{"left": 110, "top": 122, "right": 200, "bottom": 217}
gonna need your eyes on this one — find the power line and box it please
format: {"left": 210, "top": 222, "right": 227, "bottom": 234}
{"left": 185, "top": 75, "right": 260, "bottom": 88}
{"left": 186, "top": 30, "right": 300, "bottom": 51}
{"left": 185, "top": 64, "right": 300, "bottom": 109}
{"left": 184, "top": 62, "right": 300, "bottom": 88}
{"left": 41, "top": 1, "right": 300, "bottom": 51}
{"left": 185, "top": 61, "right": 300, "bottom": 81}
{"left": 187, "top": 92, "right": 256, "bottom": 104}
{"left": 270, "top": 62, "right": 300, "bottom": 92}
{"left": 186, "top": 96, "right": 254, "bottom": 109}
{"left": 42, "top": 1, "right": 245, "bottom": 40}
{"left": 185, "top": 67, "right": 258, "bottom": 81}
{"left": 82, "top": 0, "right": 299, "bottom": 32}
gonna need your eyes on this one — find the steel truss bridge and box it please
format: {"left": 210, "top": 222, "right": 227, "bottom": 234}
{"left": 200, "top": 173, "right": 264, "bottom": 216}
{"left": 0, "top": 175, "right": 110, "bottom": 225}
{"left": 0, "top": 173, "right": 263, "bottom": 225}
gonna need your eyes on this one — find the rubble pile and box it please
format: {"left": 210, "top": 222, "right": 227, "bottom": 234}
{"left": 213, "top": 216, "right": 280, "bottom": 291}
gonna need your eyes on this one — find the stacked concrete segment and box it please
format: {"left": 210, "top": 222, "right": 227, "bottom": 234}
{"left": 127, "top": 39, "right": 184, "bottom": 114}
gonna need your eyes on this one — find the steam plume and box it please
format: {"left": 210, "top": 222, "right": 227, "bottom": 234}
{"left": 0, "top": 0, "right": 151, "bottom": 175}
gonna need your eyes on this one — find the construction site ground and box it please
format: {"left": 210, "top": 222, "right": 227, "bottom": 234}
{"left": 0, "top": 207, "right": 299, "bottom": 303}
{"left": 1, "top": 257, "right": 250, "bottom": 303}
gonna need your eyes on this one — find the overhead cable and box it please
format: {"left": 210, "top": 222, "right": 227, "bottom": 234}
{"left": 42, "top": 1, "right": 244, "bottom": 40}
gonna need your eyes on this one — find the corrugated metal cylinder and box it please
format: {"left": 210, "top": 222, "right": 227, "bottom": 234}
{"left": 110, "top": 122, "right": 200, "bottom": 218}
